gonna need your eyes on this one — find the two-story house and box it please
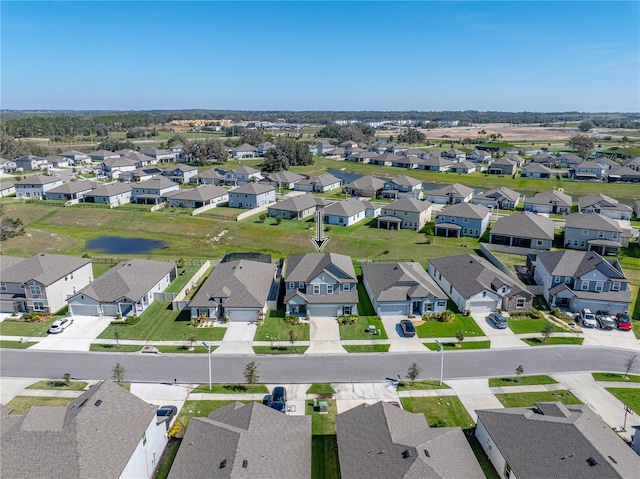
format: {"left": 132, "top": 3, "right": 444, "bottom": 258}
{"left": 487, "top": 157, "right": 517, "bottom": 175}
{"left": 231, "top": 143, "right": 258, "bottom": 159}
{"left": 424, "top": 183, "right": 473, "bottom": 204}
{"left": 161, "top": 164, "right": 198, "bottom": 183}
{"left": 564, "top": 212, "right": 627, "bottom": 255}
{"left": 381, "top": 175, "right": 423, "bottom": 199}
{"left": 60, "top": 149, "right": 91, "bottom": 164}
{"left": 578, "top": 193, "right": 633, "bottom": 221}
{"left": 467, "top": 149, "right": 493, "bottom": 163}
{"left": 530, "top": 152, "right": 556, "bottom": 168}
{"left": 435, "top": 202, "right": 491, "bottom": 238}
{"left": 284, "top": 253, "right": 358, "bottom": 318}
{"left": 14, "top": 155, "right": 51, "bottom": 171}
{"left": 572, "top": 160, "right": 606, "bottom": 180}
{"left": 15, "top": 175, "right": 64, "bottom": 199}
{"left": 533, "top": 250, "right": 631, "bottom": 314}
{"left": 224, "top": 166, "right": 263, "bottom": 186}
{"left": 228, "top": 183, "right": 275, "bottom": 208}
{"left": 557, "top": 152, "right": 582, "bottom": 168}
{"left": 378, "top": 197, "right": 433, "bottom": 231}
{"left": 139, "top": 146, "right": 177, "bottom": 162}
{"left": 309, "top": 141, "right": 336, "bottom": 155}
{"left": 472, "top": 187, "right": 521, "bottom": 209}
{"left": 523, "top": 189, "right": 572, "bottom": 214}
{"left": 131, "top": 176, "right": 180, "bottom": 204}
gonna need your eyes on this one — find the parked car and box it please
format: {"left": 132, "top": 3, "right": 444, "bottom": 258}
{"left": 399, "top": 319, "right": 416, "bottom": 337}
{"left": 488, "top": 313, "right": 509, "bottom": 329}
{"left": 262, "top": 394, "right": 272, "bottom": 406}
{"left": 48, "top": 317, "right": 73, "bottom": 334}
{"left": 156, "top": 405, "right": 177, "bottom": 424}
{"left": 270, "top": 386, "right": 287, "bottom": 412}
{"left": 615, "top": 312, "right": 632, "bottom": 331}
{"left": 580, "top": 309, "right": 597, "bottom": 328}
{"left": 595, "top": 310, "right": 616, "bottom": 330}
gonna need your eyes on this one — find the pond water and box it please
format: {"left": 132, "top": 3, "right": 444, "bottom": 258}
{"left": 85, "top": 236, "right": 165, "bottom": 254}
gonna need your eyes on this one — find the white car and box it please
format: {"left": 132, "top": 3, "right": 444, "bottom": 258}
{"left": 48, "top": 317, "right": 73, "bottom": 334}
{"left": 580, "top": 309, "right": 597, "bottom": 328}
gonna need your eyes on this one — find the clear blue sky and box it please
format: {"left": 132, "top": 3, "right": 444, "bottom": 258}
{"left": 2, "top": 1, "right": 638, "bottom": 112}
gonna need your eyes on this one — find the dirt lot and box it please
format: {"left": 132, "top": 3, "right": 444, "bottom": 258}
{"left": 417, "top": 123, "right": 581, "bottom": 142}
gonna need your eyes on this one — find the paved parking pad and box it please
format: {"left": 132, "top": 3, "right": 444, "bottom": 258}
{"left": 212, "top": 322, "right": 255, "bottom": 355}
{"left": 130, "top": 382, "right": 193, "bottom": 418}
{"left": 380, "top": 316, "right": 428, "bottom": 352}
{"left": 446, "top": 378, "right": 504, "bottom": 422}
{"left": 29, "top": 316, "right": 112, "bottom": 352}
{"left": 334, "top": 382, "right": 399, "bottom": 413}
{"left": 581, "top": 327, "right": 639, "bottom": 350}
{"left": 471, "top": 313, "right": 528, "bottom": 349}
{"left": 306, "top": 316, "right": 346, "bottom": 354}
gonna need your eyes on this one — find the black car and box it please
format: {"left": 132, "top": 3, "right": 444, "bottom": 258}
{"left": 270, "top": 386, "right": 287, "bottom": 412}
{"left": 399, "top": 320, "right": 416, "bottom": 337}
{"left": 156, "top": 405, "right": 178, "bottom": 424}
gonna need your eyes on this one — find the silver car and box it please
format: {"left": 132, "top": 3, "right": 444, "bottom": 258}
{"left": 48, "top": 317, "right": 73, "bottom": 334}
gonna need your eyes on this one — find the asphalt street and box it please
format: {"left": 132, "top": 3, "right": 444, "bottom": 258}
{"left": 0, "top": 346, "right": 634, "bottom": 384}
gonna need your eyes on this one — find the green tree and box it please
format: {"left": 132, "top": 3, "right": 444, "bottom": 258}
{"left": 113, "top": 327, "right": 121, "bottom": 350}
{"left": 185, "top": 139, "right": 229, "bottom": 164}
{"left": 578, "top": 120, "right": 594, "bottom": 132}
{"left": 541, "top": 322, "right": 553, "bottom": 343}
{"left": 406, "top": 362, "right": 422, "bottom": 381}
{"left": 455, "top": 329, "right": 464, "bottom": 345}
{"left": 243, "top": 361, "right": 260, "bottom": 389}
{"left": 176, "top": 257, "right": 186, "bottom": 269}
{"left": 186, "top": 333, "right": 196, "bottom": 351}
{"left": 98, "top": 137, "right": 135, "bottom": 152}
{"left": 566, "top": 134, "right": 595, "bottom": 159}
{"left": 259, "top": 213, "right": 267, "bottom": 223}
{"left": 63, "top": 373, "right": 71, "bottom": 387}
{"left": 515, "top": 364, "right": 524, "bottom": 382}
{"left": 112, "top": 363, "right": 126, "bottom": 383}
{"left": 397, "top": 128, "right": 426, "bottom": 144}
{"left": 275, "top": 215, "right": 283, "bottom": 225}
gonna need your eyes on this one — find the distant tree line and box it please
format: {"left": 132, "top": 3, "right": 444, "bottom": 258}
{"left": 316, "top": 124, "right": 376, "bottom": 143}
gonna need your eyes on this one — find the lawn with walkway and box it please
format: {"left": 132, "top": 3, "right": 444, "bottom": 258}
{"left": 605, "top": 388, "right": 640, "bottom": 414}
{"left": 0, "top": 317, "right": 57, "bottom": 337}
{"left": 164, "top": 265, "right": 203, "bottom": 293}
{"left": 253, "top": 310, "right": 310, "bottom": 341}
{"left": 592, "top": 372, "right": 640, "bottom": 383}
{"left": 415, "top": 313, "right": 484, "bottom": 338}
{"left": 522, "top": 337, "right": 584, "bottom": 346}
{"left": 338, "top": 284, "right": 388, "bottom": 340}
{"left": 488, "top": 375, "right": 558, "bottom": 387}
{"left": 401, "top": 396, "right": 474, "bottom": 428}
{"left": 495, "top": 390, "right": 582, "bottom": 408}
{"left": 424, "top": 340, "right": 490, "bottom": 350}
{"left": 6, "top": 396, "right": 74, "bottom": 414}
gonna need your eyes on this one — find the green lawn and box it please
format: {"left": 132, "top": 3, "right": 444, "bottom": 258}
{"left": 343, "top": 344, "right": 390, "bottom": 353}
{"left": 165, "top": 265, "right": 202, "bottom": 293}
{"left": 424, "top": 340, "right": 491, "bottom": 350}
{"left": 190, "top": 384, "right": 269, "bottom": 394}
{"left": 306, "top": 399, "right": 338, "bottom": 435}
{"left": 338, "top": 315, "right": 388, "bottom": 340}
{"left": 593, "top": 373, "right": 640, "bottom": 383}
{"left": 496, "top": 390, "right": 582, "bottom": 408}
{"left": 464, "top": 429, "right": 500, "bottom": 479}
{"left": 0, "top": 317, "right": 57, "bottom": 337}
{"left": 177, "top": 400, "right": 256, "bottom": 428}
{"left": 155, "top": 345, "right": 212, "bottom": 354}
{"left": 27, "top": 380, "right": 88, "bottom": 390}
{"left": 401, "top": 396, "right": 475, "bottom": 428}
{"left": 253, "top": 310, "right": 310, "bottom": 341}
{"left": 0, "top": 340, "right": 37, "bottom": 349}
{"left": 605, "top": 388, "right": 640, "bottom": 414}
{"left": 307, "top": 384, "right": 336, "bottom": 395}
{"left": 489, "top": 375, "right": 558, "bottom": 387}
{"left": 97, "top": 301, "right": 227, "bottom": 341}
{"left": 154, "top": 439, "right": 181, "bottom": 479}
{"left": 397, "top": 380, "right": 451, "bottom": 391}
{"left": 89, "top": 343, "right": 143, "bottom": 352}
{"left": 522, "top": 337, "right": 584, "bottom": 346}
{"left": 312, "top": 435, "right": 341, "bottom": 479}
{"left": 415, "top": 314, "right": 484, "bottom": 338}
{"left": 507, "top": 318, "right": 566, "bottom": 334}
{"left": 356, "top": 281, "right": 375, "bottom": 316}
{"left": 6, "top": 396, "right": 74, "bottom": 414}
{"left": 253, "top": 346, "right": 309, "bottom": 354}
{"left": 92, "top": 262, "right": 115, "bottom": 278}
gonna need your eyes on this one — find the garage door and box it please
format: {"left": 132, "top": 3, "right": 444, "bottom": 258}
{"left": 69, "top": 304, "right": 100, "bottom": 316}
{"left": 467, "top": 302, "right": 496, "bottom": 314}
{"left": 308, "top": 305, "right": 338, "bottom": 317}
{"left": 102, "top": 304, "right": 118, "bottom": 317}
{"left": 227, "top": 309, "right": 258, "bottom": 322}
{"left": 0, "top": 300, "right": 16, "bottom": 313}
{"left": 378, "top": 304, "right": 408, "bottom": 316}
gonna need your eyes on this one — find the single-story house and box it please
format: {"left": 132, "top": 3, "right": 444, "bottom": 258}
{"left": 90, "top": 149, "right": 121, "bottom": 162}
{"left": 502, "top": 153, "right": 526, "bottom": 167}
{"left": 132, "top": 176, "right": 180, "bottom": 204}
{"left": 621, "top": 155, "right": 640, "bottom": 171}
{"left": 419, "top": 156, "right": 454, "bottom": 172}
{"left": 82, "top": 182, "right": 132, "bottom": 206}
{"left": 523, "top": 189, "right": 572, "bottom": 214}
{"left": 228, "top": 183, "right": 276, "bottom": 208}
{"left": 322, "top": 197, "right": 367, "bottom": 226}
{"left": 189, "top": 259, "right": 278, "bottom": 321}
{"left": 577, "top": 193, "right": 633, "bottom": 220}
{"left": 606, "top": 166, "right": 640, "bottom": 183}
{"left": 382, "top": 175, "right": 423, "bottom": 199}
{"left": 15, "top": 175, "right": 64, "bottom": 199}
{"left": 572, "top": 160, "right": 606, "bottom": 180}
{"left": 362, "top": 262, "right": 448, "bottom": 316}
{"left": 471, "top": 187, "right": 521, "bottom": 209}
{"left": 449, "top": 160, "right": 479, "bottom": 173}
{"left": 121, "top": 167, "right": 161, "bottom": 183}
{"left": 224, "top": 166, "right": 263, "bottom": 185}
{"left": 267, "top": 193, "right": 328, "bottom": 220}
{"left": 424, "top": 183, "right": 473, "bottom": 204}
{"left": 487, "top": 157, "right": 517, "bottom": 175}
{"left": 489, "top": 212, "right": 555, "bottom": 250}
{"left": 343, "top": 175, "right": 386, "bottom": 197}
{"left": 390, "top": 155, "right": 424, "bottom": 169}
{"left": 428, "top": 254, "right": 533, "bottom": 314}
{"left": 139, "top": 146, "right": 177, "bottom": 162}
{"left": 348, "top": 151, "right": 380, "bottom": 164}
{"left": 378, "top": 197, "right": 433, "bottom": 231}
{"left": 520, "top": 163, "right": 553, "bottom": 179}
{"left": 45, "top": 180, "right": 97, "bottom": 201}
{"left": 294, "top": 174, "right": 342, "bottom": 193}
{"left": 368, "top": 152, "right": 398, "bottom": 166}
{"left": 166, "top": 185, "right": 229, "bottom": 209}
{"left": 264, "top": 171, "right": 306, "bottom": 189}
{"left": 193, "top": 168, "right": 225, "bottom": 185}
{"left": 564, "top": 212, "right": 627, "bottom": 255}
{"left": 0, "top": 181, "right": 16, "bottom": 197}
{"left": 67, "top": 258, "right": 176, "bottom": 317}
{"left": 161, "top": 164, "right": 198, "bottom": 183}
{"left": 435, "top": 202, "right": 491, "bottom": 238}
{"left": 231, "top": 143, "right": 258, "bottom": 159}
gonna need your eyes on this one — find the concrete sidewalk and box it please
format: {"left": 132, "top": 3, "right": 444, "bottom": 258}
{"left": 306, "top": 316, "right": 346, "bottom": 354}
{"left": 446, "top": 378, "right": 504, "bottom": 421}
{"left": 212, "top": 322, "right": 256, "bottom": 355}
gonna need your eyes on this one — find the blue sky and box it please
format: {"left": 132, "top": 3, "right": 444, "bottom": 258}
{"left": 1, "top": 1, "right": 638, "bottom": 112}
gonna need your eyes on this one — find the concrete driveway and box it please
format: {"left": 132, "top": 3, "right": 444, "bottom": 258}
{"left": 130, "top": 382, "right": 193, "bottom": 422}
{"left": 306, "top": 316, "right": 346, "bottom": 354}
{"left": 471, "top": 312, "right": 528, "bottom": 349}
{"left": 380, "top": 316, "right": 428, "bottom": 352}
{"left": 446, "top": 378, "right": 504, "bottom": 423}
{"left": 581, "top": 326, "right": 640, "bottom": 351}
{"left": 213, "top": 322, "right": 256, "bottom": 355}
{"left": 0, "top": 377, "right": 41, "bottom": 405}
{"left": 334, "top": 382, "right": 399, "bottom": 413}
{"left": 29, "top": 316, "right": 112, "bottom": 351}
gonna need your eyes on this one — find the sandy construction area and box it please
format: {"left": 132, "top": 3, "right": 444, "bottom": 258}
{"left": 417, "top": 123, "right": 580, "bottom": 142}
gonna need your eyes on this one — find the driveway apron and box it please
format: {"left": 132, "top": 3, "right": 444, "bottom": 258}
{"left": 471, "top": 313, "right": 528, "bottom": 349}
{"left": 380, "top": 316, "right": 428, "bottom": 352}
{"left": 29, "top": 316, "right": 112, "bottom": 352}
{"left": 212, "top": 322, "right": 256, "bottom": 355}
{"left": 305, "top": 316, "right": 347, "bottom": 354}
{"left": 446, "top": 378, "right": 504, "bottom": 422}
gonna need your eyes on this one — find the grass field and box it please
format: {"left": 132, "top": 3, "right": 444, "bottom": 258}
{"left": 338, "top": 316, "right": 387, "bottom": 340}
{"left": 165, "top": 265, "right": 202, "bottom": 293}
{"left": 496, "top": 390, "right": 582, "bottom": 408}
{"left": 400, "top": 396, "right": 475, "bottom": 428}
{"left": 415, "top": 314, "right": 484, "bottom": 338}
{"left": 343, "top": 344, "right": 390, "bottom": 353}
{"left": 27, "top": 380, "right": 88, "bottom": 390}
{"left": 465, "top": 429, "right": 500, "bottom": 479}
{"left": 154, "top": 439, "right": 181, "bottom": 479}
{"left": 592, "top": 372, "right": 640, "bottom": 383}
{"left": 488, "top": 375, "right": 558, "bottom": 387}
{"left": 0, "top": 340, "right": 37, "bottom": 349}
{"left": 306, "top": 383, "right": 336, "bottom": 395}
{"left": 253, "top": 310, "right": 310, "bottom": 341}
{"left": 6, "top": 396, "right": 74, "bottom": 414}
{"left": 397, "top": 380, "right": 450, "bottom": 391}
{"left": 522, "top": 337, "right": 584, "bottom": 346}
{"left": 312, "top": 435, "right": 341, "bottom": 479}
{"left": 424, "top": 340, "right": 491, "bottom": 350}
{"left": 89, "top": 343, "right": 143, "bottom": 352}
{"left": 306, "top": 399, "right": 338, "bottom": 435}
{"left": 0, "top": 318, "right": 57, "bottom": 337}
{"left": 507, "top": 318, "right": 566, "bottom": 334}
{"left": 253, "top": 345, "right": 309, "bottom": 354}
{"left": 605, "top": 388, "right": 640, "bottom": 414}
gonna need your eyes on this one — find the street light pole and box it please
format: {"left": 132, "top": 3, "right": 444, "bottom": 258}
{"left": 202, "top": 341, "right": 211, "bottom": 390}
{"left": 435, "top": 339, "right": 444, "bottom": 386}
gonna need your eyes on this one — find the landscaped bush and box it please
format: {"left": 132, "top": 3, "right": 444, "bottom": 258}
{"left": 510, "top": 308, "right": 543, "bottom": 320}
{"left": 110, "top": 315, "right": 140, "bottom": 326}
{"left": 423, "top": 310, "right": 455, "bottom": 323}
{"left": 284, "top": 315, "right": 300, "bottom": 325}
{"left": 13, "top": 313, "right": 47, "bottom": 323}
{"left": 337, "top": 315, "right": 358, "bottom": 325}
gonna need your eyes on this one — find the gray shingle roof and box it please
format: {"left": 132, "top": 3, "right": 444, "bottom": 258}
{"left": 46, "top": 180, "right": 97, "bottom": 195}
{"left": 336, "top": 401, "right": 484, "bottom": 479}
{"left": 136, "top": 175, "right": 177, "bottom": 190}
{"left": 72, "top": 258, "right": 175, "bottom": 303}
{"left": 1, "top": 380, "right": 157, "bottom": 479}
{"left": 607, "top": 166, "right": 640, "bottom": 178}
{"left": 535, "top": 250, "right": 627, "bottom": 280}
{"left": 285, "top": 253, "right": 357, "bottom": 284}
{"left": 231, "top": 166, "right": 260, "bottom": 175}
{"left": 476, "top": 403, "right": 640, "bottom": 479}
{"left": 168, "top": 402, "right": 311, "bottom": 479}
{"left": 565, "top": 213, "right": 622, "bottom": 232}
{"left": 362, "top": 262, "right": 447, "bottom": 302}
{"left": 473, "top": 187, "right": 521, "bottom": 204}
{"left": 15, "top": 175, "right": 61, "bottom": 185}
{"left": 164, "top": 164, "right": 197, "bottom": 173}
{"left": 344, "top": 175, "right": 386, "bottom": 192}
{"left": 427, "top": 183, "right": 474, "bottom": 199}
{"left": 323, "top": 197, "right": 367, "bottom": 217}
{"left": 102, "top": 156, "right": 139, "bottom": 168}
{"left": 266, "top": 171, "right": 305, "bottom": 184}
{"left": 422, "top": 156, "right": 455, "bottom": 168}
{"left": 84, "top": 182, "right": 132, "bottom": 197}
{"left": 169, "top": 185, "right": 229, "bottom": 202}
{"left": 389, "top": 175, "right": 421, "bottom": 187}
{"left": 230, "top": 183, "right": 275, "bottom": 195}
{"left": 197, "top": 168, "right": 224, "bottom": 180}
{"left": 525, "top": 190, "right": 572, "bottom": 208}
{"left": 384, "top": 197, "right": 432, "bottom": 213}
{"left": 233, "top": 143, "right": 258, "bottom": 152}
{"left": 190, "top": 260, "right": 276, "bottom": 309}
{"left": 578, "top": 194, "right": 631, "bottom": 212}
{"left": 437, "top": 202, "right": 490, "bottom": 220}
{"left": 269, "top": 194, "right": 327, "bottom": 213}
{"left": 0, "top": 253, "right": 91, "bottom": 286}
{"left": 490, "top": 212, "right": 555, "bottom": 240}
{"left": 522, "top": 163, "right": 553, "bottom": 174}
{"left": 309, "top": 174, "right": 341, "bottom": 187}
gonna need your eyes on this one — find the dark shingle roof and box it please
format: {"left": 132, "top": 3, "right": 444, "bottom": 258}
{"left": 344, "top": 175, "right": 386, "bottom": 192}
{"left": 285, "top": 253, "right": 356, "bottom": 284}
{"left": 362, "top": 262, "right": 447, "bottom": 302}
{"left": 490, "top": 212, "right": 555, "bottom": 240}
{"left": 565, "top": 213, "right": 622, "bottom": 232}
{"left": 266, "top": 171, "right": 305, "bottom": 184}
{"left": 0, "top": 253, "right": 91, "bottom": 286}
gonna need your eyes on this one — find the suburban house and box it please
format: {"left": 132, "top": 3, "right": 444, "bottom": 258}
{"left": 420, "top": 156, "right": 454, "bottom": 172}
{"left": 122, "top": 167, "right": 160, "bottom": 183}
{"left": 294, "top": 173, "right": 342, "bottom": 192}
{"left": 193, "top": 168, "right": 224, "bottom": 185}
{"left": 441, "top": 148, "right": 467, "bottom": 161}
{"left": 14, "top": 155, "right": 50, "bottom": 171}
{"left": 596, "top": 157, "right": 620, "bottom": 170}
{"left": 577, "top": 193, "right": 633, "bottom": 220}
{"left": 348, "top": 150, "right": 380, "bottom": 164}
{"left": 284, "top": 253, "right": 358, "bottom": 317}
{"left": 257, "top": 141, "right": 276, "bottom": 156}
{"left": 82, "top": 182, "right": 132, "bottom": 206}
{"left": 622, "top": 155, "right": 640, "bottom": 171}
{"left": 0, "top": 159, "right": 18, "bottom": 174}
{"left": 139, "top": 146, "right": 177, "bottom": 162}
{"left": 378, "top": 197, "right": 433, "bottom": 231}
{"left": 362, "top": 262, "right": 448, "bottom": 316}
{"left": 161, "top": 164, "right": 198, "bottom": 183}
{"left": 424, "top": 183, "right": 473, "bottom": 204}
{"left": 370, "top": 152, "right": 401, "bottom": 167}
{"left": 322, "top": 197, "right": 367, "bottom": 226}
{"left": 264, "top": 171, "right": 306, "bottom": 189}
{"left": 520, "top": 163, "right": 553, "bottom": 178}
{"left": 336, "top": 401, "right": 484, "bottom": 479}
{"left": 449, "top": 160, "right": 479, "bottom": 173}
{"left": 101, "top": 156, "right": 140, "bottom": 175}
{"left": 572, "top": 160, "right": 606, "bottom": 180}
{"left": 489, "top": 212, "right": 555, "bottom": 250}
{"left": 267, "top": 193, "right": 328, "bottom": 220}
{"left": 533, "top": 250, "right": 631, "bottom": 314}
{"left": 487, "top": 157, "right": 517, "bottom": 175}
{"left": 563, "top": 212, "right": 627, "bottom": 255}
{"left": 0, "top": 253, "right": 93, "bottom": 314}
{"left": 189, "top": 259, "right": 278, "bottom": 321}
{"left": 44, "top": 155, "right": 71, "bottom": 168}
{"left": 166, "top": 185, "right": 229, "bottom": 209}
{"left": 502, "top": 153, "right": 526, "bottom": 166}
{"left": 224, "top": 165, "right": 263, "bottom": 185}
{"left": 390, "top": 155, "right": 424, "bottom": 169}
{"left": 45, "top": 180, "right": 97, "bottom": 201}
{"left": 343, "top": 175, "right": 386, "bottom": 198}
{"left": 325, "top": 146, "right": 346, "bottom": 158}
{"left": 467, "top": 149, "right": 493, "bottom": 163}
{"left": 228, "top": 183, "right": 276, "bottom": 208}
{"left": 168, "top": 402, "right": 311, "bottom": 479}
{"left": 523, "top": 189, "right": 572, "bottom": 214}
{"left": 1, "top": 380, "right": 168, "bottom": 479}
{"left": 635, "top": 199, "right": 640, "bottom": 218}
{"left": 67, "top": 258, "right": 176, "bottom": 317}
{"left": 90, "top": 149, "right": 120, "bottom": 162}
{"left": 131, "top": 176, "right": 180, "bottom": 204}
{"left": 0, "top": 181, "right": 15, "bottom": 197}
{"left": 476, "top": 402, "right": 640, "bottom": 479}
{"left": 472, "top": 187, "right": 521, "bottom": 209}
{"left": 606, "top": 166, "right": 640, "bottom": 183}
{"left": 309, "top": 140, "right": 336, "bottom": 155}
{"left": 381, "top": 175, "right": 423, "bottom": 199}
{"left": 428, "top": 254, "right": 533, "bottom": 314}
{"left": 340, "top": 140, "right": 358, "bottom": 149}
{"left": 60, "top": 149, "right": 91, "bottom": 164}
{"left": 435, "top": 202, "right": 491, "bottom": 238}
{"left": 231, "top": 143, "right": 258, "bottom": 159}
{"left": 15, "top": 175, "right": 64, "bottom": 199}
{"left": 558, "top": 152, "right": 583, "bottom": 168}
{"left": 362, "top": 199, "right": 382, "bottom": 218}
{"left": 531, "top": 152, "right": 556, "bottom": 168}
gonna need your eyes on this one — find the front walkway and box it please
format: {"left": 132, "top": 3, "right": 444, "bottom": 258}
{"left": 446, "top": 379, "right": 504, "bottom": 421}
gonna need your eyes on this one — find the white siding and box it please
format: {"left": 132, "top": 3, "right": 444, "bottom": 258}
{"left": 120, "top": 418, "right": 167, "bottom": 479}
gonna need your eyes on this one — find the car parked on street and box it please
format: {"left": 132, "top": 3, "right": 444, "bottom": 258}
{"left": 487, "top": 313, "right": 509, "bottom": 329}
{"left": 615, "top": 313, "right": 632, "bottom": 331}
{"left": 595, "top": 310, "right": 616, "bottom": 330}
{"left": 580, "top": 309, "right": 597, "bottom": 328}
{"left": 48, "top": 317, "right": 73, "bottom": 334}
{"left": 399, "top": 319, "right": 416, "bottom": 337}
{"left": 270, "top": 386, "right": 287, "bottom": 412}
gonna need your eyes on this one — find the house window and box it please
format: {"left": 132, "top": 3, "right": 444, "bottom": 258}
{"left": 0, "top": 283, "right": 6, "bottom": 292}
{"left": 29, "top": 285, "right": 42, "bottom": 295}
{"left": 554, "top": 277, "right": 561, "bottom": 283}
{"left": 581, "top": 281, "right": 589, "bottom": 291}
{"left": 65, "top": 275, "right": 68, "bottom": 281}
{"left": 288, "top": 282, "right": 294, "bottom": 289}
{"left": 536, "top": 240, "right": 544, "bottom": 246}
{"left": 339, "top": 217, "right": 344, "bottom": 223}
{"left": 475, "top": 229, "right": 480, "bottom": 236}
{"left": 343, "top": 283, "right": 349, "bottom": 291}
{"left": 612, "top": 282, "right": 620, "bottom": 291}
{"left": 612, "top": 232, "right": 619, "bottom": 240}
{"left": 426, "top": 303, "right": 434, "bottom": 312}
{"left": 516, "top": 298, "right": 525, "bottom": 309}
{"left": 70, "top": 273, "right": 73, "bottom": 279}
{"left": 564, "top": 277, "right": 571, "bottom": 283}
{"left": 598, "top": 231, "right": 605, "bottom": 239}
{"left": 437, "top": 300, "right": 446, "bottom": 308}
{"left": 580, "top": 240, "right": 586, "bottom": 247}
{"left": 573, "top": 240, "right": 579, "bottom": 247}
{"left": 582, "top": 229, "right": 589, "bottom": 235}
{"left": 327, "top": 285, "right": 333, "bottom": 294}
{"left": 142, "top": 432, "right": 147, "bottom": 446}
{"left": 463, "top": 217, "right": 469, "bottom": 223}
{"left": 33, "top": 301, "right": 44, "bottom": 311}
{"left": 313, "top": 285, "right": 320, "bottom": 294}
{"left": 343, "top": 306, "right": 352, "bottom": 315}
{"left": 595, "top": 282, "right": 604, "bottom": 292}
{"left": 463, "top": 228, "right": 468, "bottom": 235}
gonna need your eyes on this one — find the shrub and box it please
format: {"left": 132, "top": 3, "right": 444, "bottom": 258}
{"left": 324, "top": 225, "right": 332, "bottom": 232}
{"left": 423, "top": 310, "right": 455, "bottom": 323}
{"left": 110, "top": 315, "right": 140, "bottom": 326}
{"left": 529, "top": 307, "right": 543, "bottom": 319}
{"left": 284, "top": 315, "right": 300, "bottom": 325}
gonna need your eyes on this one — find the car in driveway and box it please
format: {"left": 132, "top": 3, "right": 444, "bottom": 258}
{"left": 615, "top": 313, "right": 632, "bottom": 331}
{"left": 48, "top": 317, "right": 73, "bottom": 334}
{"left": 156, "top": 405, "right": 178, "bottom": 425}
{"left": 595, "top": 310, "right": 616, "bottom": 330}
{"left": 580, "top": 309, "right": 597, "bottom": 328}
{"left": 399, "top": 319, "right": 416, "bottom": 337}
{"left": 487, "top": 313, "right": 509, "bottom": 329}
{"left": 270, "top": 386, "right": 287, "bottom": 412}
